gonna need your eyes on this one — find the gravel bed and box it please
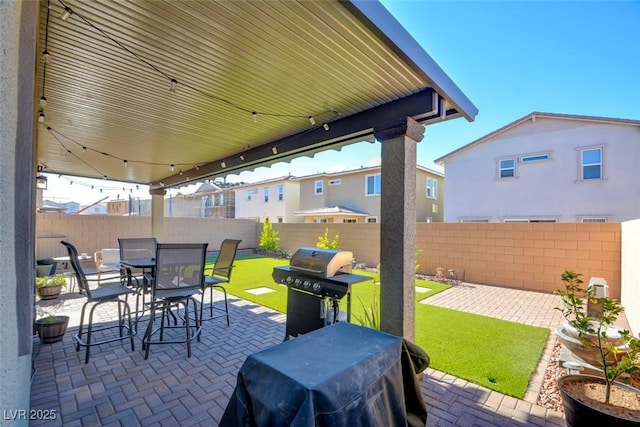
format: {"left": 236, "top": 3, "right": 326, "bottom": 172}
{"left": 537, "top": 339, "right": 564, "bottom": 412}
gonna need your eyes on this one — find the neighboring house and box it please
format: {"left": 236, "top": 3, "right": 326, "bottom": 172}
{"left": 293, "top": 165, "right": 444, "bottom": 223}
{"left": 175, "top": 181, "right": 238, "bottom": 218}
{"left": 107, "top": 198, "right": 152, "bottom": 216}
{"left": 78, "top": 204, "right": 108, "bottom": 215}
{"left": 40, "top": 199, "right": 80, "bottom": 214}
{"left": 233, "top": 176, "right": 300, "bottom": 223}
{"left": 435, "top": 112, "right": 640, "bottom": 223}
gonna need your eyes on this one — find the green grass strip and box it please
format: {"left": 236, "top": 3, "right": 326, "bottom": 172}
{"left": 217, "top": 257, "right": 549, "bottom": 398}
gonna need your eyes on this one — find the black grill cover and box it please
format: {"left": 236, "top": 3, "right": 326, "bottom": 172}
{"left": 220, "top": 322, "right": 428, "bottom": 427}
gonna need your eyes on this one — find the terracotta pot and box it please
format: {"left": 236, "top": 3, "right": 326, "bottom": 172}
{"left": 38, "top": 285, "right": 62, "bottom": 300}
{"left": 35, "top": 316, "right": 69, "bottom": 344}
{"left": 558, "top": 374, "right": 640, "bottom": 426}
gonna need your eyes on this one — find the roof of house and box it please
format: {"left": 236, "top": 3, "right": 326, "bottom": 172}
{"left": 294, "top": 206, "right": 369, "bottom": 216}
{"left": 434, "top": 112, "right": 640, "bottom": 165}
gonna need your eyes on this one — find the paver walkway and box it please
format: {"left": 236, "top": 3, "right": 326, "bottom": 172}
{"left": 30, "top": 282, "right": 567, "bottom": 426}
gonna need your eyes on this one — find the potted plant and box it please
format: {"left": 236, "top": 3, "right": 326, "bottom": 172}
{"left": 35, "top": 273, "right": 68, "bottom": 300}
{"left": 554, "top": 269, "right": 640, "bottom": 425}
{"left": 33, "top": 304, "right": 69, "bottom": 344}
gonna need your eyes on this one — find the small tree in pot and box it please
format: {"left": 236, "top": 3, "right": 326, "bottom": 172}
{"left": 555, "top": 269, "right": 640, "bottom": 425}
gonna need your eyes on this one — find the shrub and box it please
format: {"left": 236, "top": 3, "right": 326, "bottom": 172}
{"left": 316, "top": 228, "right": 340, "bottom": 250}
{"left": 259, "top": 218, "right": 280, "bottom": 253}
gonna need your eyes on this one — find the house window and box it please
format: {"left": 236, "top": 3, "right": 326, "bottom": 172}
{"left": 520, "top": 153, "right": 550, "bottom": 163}
{"left": 343, "top": 218, "right": 357, "bottom": 223}
{"left": 366, "top": 216, "right": 378, "bottom": 223}
{"left": 581, "top": 147, "right": 602, "bottom": 180}
{"left": 263, "top": 188, "right": 269, "bottom": 202}
{"left": 581, "top": 217, "right": 607, "bottom": 223}
{"left": 247, "top": 190, "right": 252, "bottom": 201}
{"left": 365, "top": 174, "right": 381, "bottom": 196}
{"left": 426, "top": 178, "right": 438, "bottom": 199}
{"left": 315, "top": 218, "right": 328, "bottom": 223}
{"left": 277, "top": 217, "right": 283, "bottom": 223}
{"left": 278, "top": 185, "right": 284, "bottom": 201}
{"left": 461, "top": 218, "right": 489, "bottom": 223}
{"left": 504, "top": 218, "right": 557, "bottom": 223}
{"left": 219, "top": 194, "right": 224, "bottom": 205}
{"left": 329, "top": 179, "right": 341, "bottom": 185}
{"left": 315, "top": 180, "right": 323, "bottom": 195}
{"left": 499, "top": 158, "right": 515, "bottom": 178}
{"left": 425, "top": 217, "right": 433, "bottom": 223}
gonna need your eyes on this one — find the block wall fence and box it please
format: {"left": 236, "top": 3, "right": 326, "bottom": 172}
{"left": 35, "top": 214, "right": 259, "bottom": 259}
{"left": 36, "top": 215, "right": 632, "bottom": 301}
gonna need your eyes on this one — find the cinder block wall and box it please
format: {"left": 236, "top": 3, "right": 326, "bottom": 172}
{"left": 416, "top": 222, "right": 622, "bottom": 298}
{"left": 35, "top": 214, "right": 259, "bottom": 258}
{"left": 37, "top": 215, "right": 626, "bottom": 299}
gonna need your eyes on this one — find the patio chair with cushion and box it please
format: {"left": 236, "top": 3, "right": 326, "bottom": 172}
{"left": 61, "top": 240, "right": 136, "bottom": 363}
{"left": 201, "top": 239, "right": 241, "bottom": 326}
{"left": 142, "top": 242, "right": 208, "bottom": 359}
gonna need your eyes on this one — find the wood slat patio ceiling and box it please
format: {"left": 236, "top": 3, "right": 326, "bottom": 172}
{"left": 36, "top": 0, "right": 476, "bottom": 189}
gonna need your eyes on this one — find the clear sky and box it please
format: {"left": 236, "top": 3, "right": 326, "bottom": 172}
{"left": 44, "top": 0, "right": 640, "bottom": 205}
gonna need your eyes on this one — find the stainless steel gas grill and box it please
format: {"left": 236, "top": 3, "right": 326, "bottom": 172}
{"left": 272, "top": 248, "right": 372, "bottom": 339}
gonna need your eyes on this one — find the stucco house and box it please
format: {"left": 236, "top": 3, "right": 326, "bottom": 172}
{"left": 435, "top": 112, "right": 640, "bottom": 223}
{"left": 233, "top": 165, "right": 444, "bottom": 223}
{"left": 233, "top": 176, "right": 300, "bottom": 223}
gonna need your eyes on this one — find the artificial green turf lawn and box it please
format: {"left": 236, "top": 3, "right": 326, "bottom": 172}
{"left": 218, "top": 257, "right": 549, "bottom": 399}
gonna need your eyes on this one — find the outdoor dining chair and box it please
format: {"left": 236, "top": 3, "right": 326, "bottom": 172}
{"left": 60, "top": 241, "right": 136, "bottom": 363}
{"left": 201, "top": 239, "right": 241, "bottom": 326}
{"left": 118, "top": 237, "right": 157, "bottom": 320}
{"left": 142, "top": 243, "right": 208, "bottom": 359}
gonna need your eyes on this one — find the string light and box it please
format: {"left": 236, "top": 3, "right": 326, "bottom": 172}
{"left": 323, "top": 123, "right": 330, "bottom": 131}
{"left": 60, "top": 6, "right": 72, "bottom": 21}
{"left": 38, "top": 0, "right": 342, "bottom": 188}
{"left": 179, "top": 170, "right": 183, "bottom": 176}
{"left": 220, "top": 161, "right": 226, "bottom": 168}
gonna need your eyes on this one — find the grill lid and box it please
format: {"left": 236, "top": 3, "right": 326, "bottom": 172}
{"left": 289, "top": 248, "right": 353, "bottom": 278}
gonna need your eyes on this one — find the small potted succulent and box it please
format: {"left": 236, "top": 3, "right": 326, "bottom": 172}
{"left": 35, "top": 273, "right": 68, "bottom": 300}
{"left": 33, "top": 304, "right": 69, "bottom": 344}
{"left": 554, "top": 269, "right": 640, "bottom": 425}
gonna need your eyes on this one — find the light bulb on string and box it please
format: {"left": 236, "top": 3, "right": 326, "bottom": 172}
{"left": 60, "top": 7, "right": 72, "bottom": 21}
{"left": 38, "top": 110, "right": 45, "bottom": 123}
{"left": 40, "top": 96, "right": 47, "bottom": 108}
{"left": 82, "top": 146, "right": 86, "bottom": 152}
{"left": 272, "top": 147, "right": 278, "bottom": 155}
{"left": 240, "top": 155, "right": 245, "bottom": 161}
{"left": 252, "top": 112, "right": 257, "bottom": 123}
{"left": 123, "top": 160, "right": 128, "bottom": 168}
{"left": 42, "top": 50, "right": 50, "bottom": 64}
{"left": 308, "top": 116, "right": 316, "bottom": 125}
{"left": 220, "top": 161, "right": 226, "bottom": 168}
{"left": 170, "top": 164, "right": 174, "bottom": 172}
{"left": 179, "top": 170, "right": 183, "bottom": 176}
{"left": 169, "top": 79, "right": 177, "bottom": 92}
{"left": 323, "top": 123, "right": 330, "bottom": 131}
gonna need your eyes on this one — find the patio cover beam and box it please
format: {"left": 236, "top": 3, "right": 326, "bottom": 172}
{"left": 152, "top": 88, "right": 441, "bottom": 189}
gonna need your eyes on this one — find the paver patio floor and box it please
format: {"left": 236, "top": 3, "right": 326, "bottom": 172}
{"left": 30, "top": 282, "right": 566, "bottom": 426}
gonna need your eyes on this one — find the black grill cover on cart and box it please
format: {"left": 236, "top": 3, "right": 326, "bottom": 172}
{"left": 220, "top": 322, "right": 428, "bottom": 427}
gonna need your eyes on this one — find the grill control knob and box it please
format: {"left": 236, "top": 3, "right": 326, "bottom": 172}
{"left": 303, "top": 280, "right": 311, "bottom": 289}
{"left": 312, "top": 282, "right": 321, "bottom": 292}
{"left": 285, "top": 276, "right": 293, "bottom": 284}
{"left": 294, "top": 278, "right": 302, "bottom": 287}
